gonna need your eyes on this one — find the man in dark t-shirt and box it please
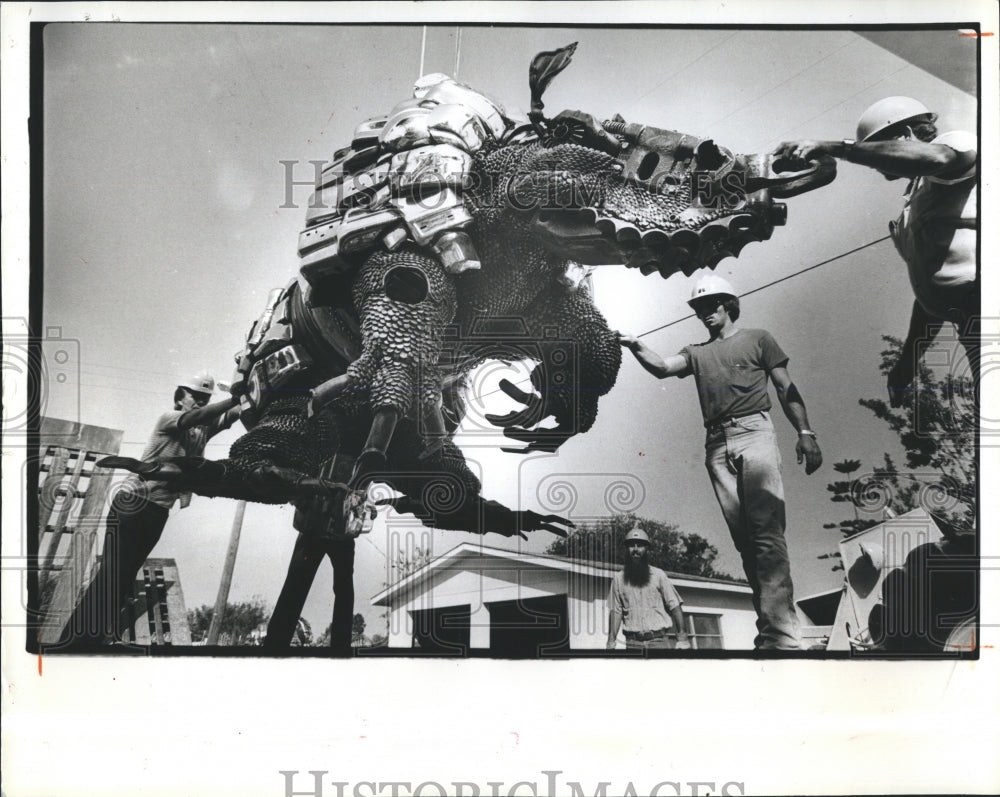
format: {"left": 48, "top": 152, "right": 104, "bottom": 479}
{"left": 617, "top": 275, "right": 822, "bottom": 650}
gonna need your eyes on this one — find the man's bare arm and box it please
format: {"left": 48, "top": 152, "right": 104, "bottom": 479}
{"left": 668, "top": 604, "right": 690, "bottom": 649}
{"left": 772, "top": 137, "right": 975, "bottom": 180}
{"left": 770, "top": 366, "right": 822, "bottom": 475}
{"left": 607, "top": 609, "right": 622, "bottom": 650}
{"left": 617, "top": 332, "right": 689, "bottom": 379}
{"left": 177, "top": 394, "right": 241, "bottom": 432}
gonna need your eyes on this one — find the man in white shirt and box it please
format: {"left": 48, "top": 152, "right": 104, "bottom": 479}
{"left": 60, "top": 372, "right": 240, "bottom": 648}
{"left": 773, "top": 96, "right": 978, "bottom": 405}
{"left": 607, "top": 526, "right": 691, "bottom": 651}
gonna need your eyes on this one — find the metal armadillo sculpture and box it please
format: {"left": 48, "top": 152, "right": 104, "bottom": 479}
{"left": 110, "top": 44, "right": 835, "bottom": 540}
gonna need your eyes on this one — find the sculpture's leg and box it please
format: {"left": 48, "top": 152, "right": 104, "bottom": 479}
{"left": 380, "top": 492, "right": 574, "bottom": 538}
{"left": 351, "top": 407, "right": 400, "bottom": 487}
{"left": 97, "top": 392, "right": 346, "bottom": 504}
{"left": 486, "top": 285, "right": 622, "bottom": 453}
{"left": 380, "top": 427, "right": 573, "bottom": 538}
{"left": 342, "top": 247, "right": 458, "bottom": 479}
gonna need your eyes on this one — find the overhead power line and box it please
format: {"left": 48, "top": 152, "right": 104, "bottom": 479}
{"left": 637, "top": 235, "right": 891, "bottom": 339}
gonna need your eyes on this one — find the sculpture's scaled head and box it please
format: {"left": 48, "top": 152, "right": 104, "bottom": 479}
{"left": 515, "top": 43, "right": 837, "bottom": 280}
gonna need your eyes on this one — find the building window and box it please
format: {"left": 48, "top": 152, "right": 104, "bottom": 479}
{"left": 39, "top": 446, "right": 56, "bottom": 487}
{"left": 685, "top": 613, "right": 724, "bottom": 649}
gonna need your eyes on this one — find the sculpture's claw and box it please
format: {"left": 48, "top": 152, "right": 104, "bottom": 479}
{"left": 98, "top": 455, "right": 172, "bottom": 479}
{"left": 490, "top": 363, "right": 584, "bottom": 454}
{"left": 379, "top": 495, "right": 572, "bottom": 538}
{"left": 498, "top": 378, "right": 534, "bottom": 405}
{"left": 98, "top": 455, "right": 225, "bottom": 483}
{"left": 498, "top": 425, "right": 574, "bottom": 454}
{"left": 485, "top": 379, "right": 545, "bottom": 429}
{"left": 250, "top": 465, "right": 350, "bottom": 500}
{"left": 520, "top": 511, "right": 575, "bottom": 537}
{"left": 99, "top": 454, "right": 352, "bottom": 506}
{"left": 486, "top": 409, "right": 528, "bottom": 427}
{"left": 376, "top": 495, "right": 421, "bottom": 514}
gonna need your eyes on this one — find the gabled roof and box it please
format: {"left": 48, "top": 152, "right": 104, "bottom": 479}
{"left": 839, "top": 506, "right": 937, "bottom": 544}
{"left": 371, "top": 541, "right": 751, "bottom": 606}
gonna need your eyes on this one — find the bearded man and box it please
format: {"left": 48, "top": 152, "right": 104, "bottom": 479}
{"left": 606, "top": 526, "right": 691, "bottom": 651}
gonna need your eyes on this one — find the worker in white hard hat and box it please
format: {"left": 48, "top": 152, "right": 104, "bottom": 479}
{"left": 616, "top": 274, "right": 822, "bottom": 651}
{"left": 607, "top": 525, "right": 690, "bottom": 651}
{"left": 60, "top": 372, "right": 242, "bottom": 649}
{"left": 772, "top": 96, "right": 978, "bottom": 405}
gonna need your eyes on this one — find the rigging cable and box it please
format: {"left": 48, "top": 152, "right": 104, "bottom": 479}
{"left": 637, "top": 235, "right": 891, "bottom": 339}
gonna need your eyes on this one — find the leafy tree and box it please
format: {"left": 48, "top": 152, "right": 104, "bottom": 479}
{"left": 351, "top": 612, "right": 366, "bottom": 645}
{"left": 316, "top": 612, "right": 367, "bottom": 647}
{"left": 315, "top": 624, "right": 331, "bottom": 646}
{"left": 292, "top": 617, "right": 313, "bottom": 647}
{"left": 187, "top": 596, "right": 271, "bottom": 645}
{"left": 391, "top": 546, "right": 433, "bottom": 579}
{"left": 820, "top": 336, "right": 976, "bottom": 570}
{"left": 356, "top": 548, "right": 432, "bottom": 647}
{"left": 544, "top": 512, "right": 739, "bottom": 581}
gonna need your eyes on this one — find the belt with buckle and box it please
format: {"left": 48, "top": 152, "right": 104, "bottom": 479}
{"left": 706, "top": 410, "right": 767, "bottom": 431}
{"left": 624, "top": 628, "right": 669, "bottom": 642}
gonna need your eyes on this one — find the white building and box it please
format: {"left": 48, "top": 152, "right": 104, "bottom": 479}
{"left": 795, "top": 508, "right": 975, "bottom": 652}
{"left": 371, "top": 542, "right": 759, "bottom": 653}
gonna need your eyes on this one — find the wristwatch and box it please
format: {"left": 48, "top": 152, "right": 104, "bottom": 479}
{"left": 798, "top": 430, "right": 817, "bottom": 438}
{"left": 841, "top": 138, "right": 856, "bottom": 153}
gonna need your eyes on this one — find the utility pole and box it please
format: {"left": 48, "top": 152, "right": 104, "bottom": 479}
{"left": 207, "top": 500, "right": 246, "bottom": 644}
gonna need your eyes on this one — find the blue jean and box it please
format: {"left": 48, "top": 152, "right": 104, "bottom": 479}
{"left": 705, "top": 412, "right": 800, "bottom": 650}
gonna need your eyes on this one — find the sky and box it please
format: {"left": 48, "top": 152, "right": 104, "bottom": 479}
{"left": 37, "top": 23, "right": 981, "bottom": 640}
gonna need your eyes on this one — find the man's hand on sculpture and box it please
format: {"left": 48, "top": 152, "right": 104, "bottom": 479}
{"left": 772, "top": 139, "right": 828, "bottom": 164}
{"left": 615, "top": 331, "right": 640, "bottom": 351}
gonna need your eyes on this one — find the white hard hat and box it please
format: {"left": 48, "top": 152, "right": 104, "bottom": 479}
{"left": 856, "top": 96, "right": 936, "bottom": 142}
{"left": 624, "top": 526, "right": 650, "bottom": 545}
{"left": 687, "top": 273, "right": 737, "bottom": 306}
{"left": 178, "top": 371, "right": 215, "bottom": 396}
